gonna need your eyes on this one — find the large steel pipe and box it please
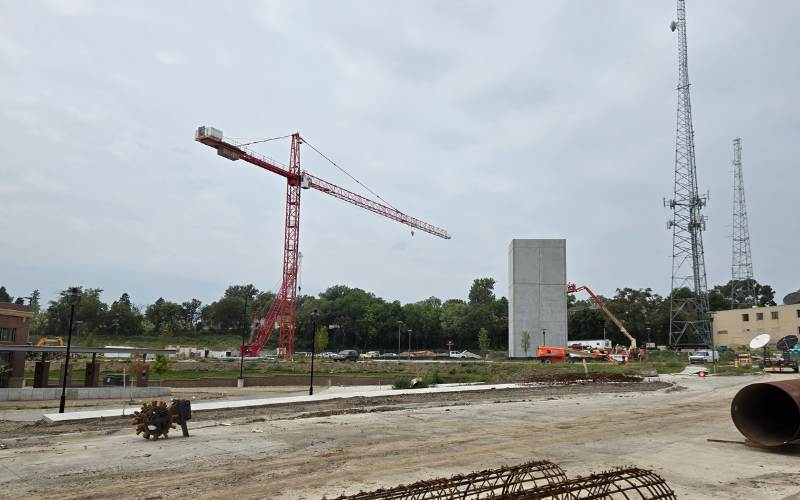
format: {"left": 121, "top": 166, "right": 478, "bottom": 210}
{"left": 731, "top": 380, "right": 800, "bottom": 447}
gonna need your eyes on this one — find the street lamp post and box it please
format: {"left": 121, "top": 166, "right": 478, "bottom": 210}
{"left": 309, "top": 309, "right": 319, "bottom": 395}
{"left": 541, "top": 328, "right": 547, "bottom": 347}
{"left": 238, "top": 295, "right": 249, "bottom": 388}
{"left": 59, "top": 287, "right": 80, "bottom": 414}
{"left": 396, "top": 321, "right": 403, "bottom": 357}
{"left": 407, "top": 329, "right": 413, "bottom": 360}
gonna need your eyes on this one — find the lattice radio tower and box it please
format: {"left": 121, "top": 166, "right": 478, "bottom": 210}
{"left": 730, "top": 138, "right": 755, "bottom": 307}
{"left": 666, "top": 0, "right": 712, "bottom": 347}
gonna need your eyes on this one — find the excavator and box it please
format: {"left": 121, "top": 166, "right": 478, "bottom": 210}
{"left": 537, "top": 283, "right": 643, "bottom": 363}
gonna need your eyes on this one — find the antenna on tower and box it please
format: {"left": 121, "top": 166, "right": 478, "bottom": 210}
{"left": 666, "top": 0, "right": 712, "bottom": 348}
{"left": 730, "top": 138, "right": 756, "bottom": 307}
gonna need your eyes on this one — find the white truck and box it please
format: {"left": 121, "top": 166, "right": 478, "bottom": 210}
{"left": 567, "top": 339, "right": 613, "bottom": 351}
{"left": 689, "top": 349, "right": 719, "bottom": 364}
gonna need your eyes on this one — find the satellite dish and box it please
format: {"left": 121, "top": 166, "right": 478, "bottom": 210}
{"left": 777, "top": 335, "right": 798, "bottom": 351}
{"left": 670, "top": 20, "right": 677, "bottom": 32}
{"left": 783, "top": 290, "right": 800, "bottom": 305}
{"left": 749, "top": 333, "right": 771, "bottom": 350}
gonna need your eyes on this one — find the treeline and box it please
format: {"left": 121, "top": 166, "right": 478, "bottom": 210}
{"left": 568, "top": 279, "right": 775, "bottom": 348}
{"left": 0, "top": 279, "right": 508, "bottom": 352}
{"left": 0, "top": 277, "right": 775, "bottom": 352}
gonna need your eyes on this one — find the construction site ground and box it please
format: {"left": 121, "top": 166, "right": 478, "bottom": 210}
{"left": 0, "top": 374, "right": 798, "bottom": 499}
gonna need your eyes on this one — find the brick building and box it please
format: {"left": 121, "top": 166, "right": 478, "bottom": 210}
{"left": 0, "top": 303, "right": 33, "bottom": 387}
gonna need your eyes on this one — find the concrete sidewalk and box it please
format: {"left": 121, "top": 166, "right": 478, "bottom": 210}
{"left": 43, "top": 382, "right": 520, "bottom": 423}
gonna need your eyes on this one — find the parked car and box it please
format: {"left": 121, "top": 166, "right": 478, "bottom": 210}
{"left": 449, "top": 350, "right": 481, "bottom": 359}
{"left": 689, "top": 349, "right": 719, "bottom": 364}
{"left": 381, "top": 352, "right": 398, "bottom": 359}
{"left": 333, "top": 349, "right": 359, "bottom": 362}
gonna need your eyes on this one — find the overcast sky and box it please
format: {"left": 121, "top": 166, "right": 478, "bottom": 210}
{"left": 1, "top": 0, "right": 798, "bottom": 309}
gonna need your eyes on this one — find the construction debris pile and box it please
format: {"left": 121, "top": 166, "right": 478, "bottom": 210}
{"left": 327, "top": 460, "right": 676, "bottom": 500}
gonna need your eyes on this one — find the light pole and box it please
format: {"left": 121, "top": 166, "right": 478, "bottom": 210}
{"left": 541, "top": 328, "right": 547, "bottom": 347}
{"left": 396, "top": 321, "right": 403, "bottom": 356}
{"left": 59, "top": 287, "right": 80, "bottom": 414}
{"left": 309, "top": 309, "right": 319, "bottom": 395}
{"left": 238, "top": 294, "right": 249, "bottom": 388}
{"left": 407, "top": 329, "right": 413, "bottom": 360}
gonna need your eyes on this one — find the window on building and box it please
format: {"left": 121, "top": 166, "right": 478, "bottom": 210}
{"left": 756, "top": 312, "right": 764, "bottom": 320}
{"left": 741, "top": 313, "right": 749, "bottom": 322}
{"left": 797, "top": 309, "right": 800, "bottom": 318}
{"left": 0, "top": 327, "right": 15, "bottom": 342}
{"left": 718, "top": 330, "right": 728, "bottom": 335}
{"left": 771, "top": 311, "right": 779, "bottom": 320}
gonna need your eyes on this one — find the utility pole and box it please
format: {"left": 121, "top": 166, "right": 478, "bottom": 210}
{"left": 730, "top": 138, "right": 756, "bottom": 308}
{"left": 666, "top": 0, "right": 712, "bottom": 348}
{"left": 396, "top": 321, "right": 403, "bottom": 356}
{"left": 58, "top": 287, "right": 80, "bottom": 414}
{"left": 238, "top": 294, "right": 249, "bottom": 388}
{"left": 407, "top": 329, "right": 412, "bottom": 360}
{"left": 309, "top": 310, "right": 318, "bottom": 396}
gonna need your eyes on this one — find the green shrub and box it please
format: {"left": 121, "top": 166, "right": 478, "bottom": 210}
{"left": 393, "top": 377, "right": 412, "bottom": 389}
{"left": 423, "top": 368, "right": 444, "bottom": 385}
{"left": 151, "top": 354, "right": 170, "bottom": 375}
{"left": 392, "top": 376, "right": 429, "bottom": 389}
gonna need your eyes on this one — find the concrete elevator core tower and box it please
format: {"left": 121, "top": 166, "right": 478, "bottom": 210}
{"left": 508, "top": 239, "right": 567, "bottom": 357}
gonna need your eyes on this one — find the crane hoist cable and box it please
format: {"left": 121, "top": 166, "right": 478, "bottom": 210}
{"left": 302, "top": 137, "right": 399, "bottom": 212}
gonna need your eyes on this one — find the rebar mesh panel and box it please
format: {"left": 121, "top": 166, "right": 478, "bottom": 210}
{"left": 500, "top": 468, "right": 676, "bottom": 500}
{"left": 329, "top": 460, "right": 568, "bottom": 500}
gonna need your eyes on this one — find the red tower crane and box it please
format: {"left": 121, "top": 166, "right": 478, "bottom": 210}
{"left": 195, "top": 126, "right": 450, "bottom": 357}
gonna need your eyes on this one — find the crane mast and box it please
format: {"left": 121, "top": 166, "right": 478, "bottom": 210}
{"left": 196, "top": 126, "right": 449, "bottom": 356}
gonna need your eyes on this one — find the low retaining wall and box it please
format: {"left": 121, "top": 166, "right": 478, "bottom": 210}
{"left": 0, "top": 387, "right": 170, "bottom": 401}
{"left": 150, "top": 375, "right": 386, "bottom": 388}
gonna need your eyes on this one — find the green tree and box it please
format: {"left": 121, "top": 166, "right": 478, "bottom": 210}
{"left": 145, "top": 298, "right": 185, "bottom": 335}
{"left": 151, "top": 354, "right": 170, "bottom": 376}
{"left": 315, "top": 326, "right": 329, "bottom": 352}
{"left": 468, "top": 278, "right": 496, "bottom": 306}
{"left": 38, "top": 287, "right": 109, "bottom": 338}
{"left": 0, "top": 286, "right": 11, "bottom": 303}
{"left": 708, "top": 279, "right": 776, "bottom": 311}
{"left": 440, "top": 299, "right": 468, "bottom": 348}
{"left": 478, "top": 328, "right": 490, "bottom": 357}
{"left": 30, "top": 289, "right": 41, "bottom": 314}
{"left": 181, "top": 299, "right": 203, "bottom": 330}
{"left": 108, "top": 293, "right": 143, "bottom": 336}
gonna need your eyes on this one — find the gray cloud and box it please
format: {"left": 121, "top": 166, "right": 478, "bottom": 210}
{"left": 1, "top": 0, "right": 798, "bottom": 308}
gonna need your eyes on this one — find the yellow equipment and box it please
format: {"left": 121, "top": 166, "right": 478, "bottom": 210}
{"left": 567, "top": 283, "right": 641, "bottom": 359}
{"left": 36, "top": 337, "right": 65, "bottom": 346}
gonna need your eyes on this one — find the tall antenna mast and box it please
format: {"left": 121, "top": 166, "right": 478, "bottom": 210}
{"left": 730, "top": 138, "right": 755, "bottom": 307}
{"left": 666, "top": 0, "right": 712, "bottom": 347}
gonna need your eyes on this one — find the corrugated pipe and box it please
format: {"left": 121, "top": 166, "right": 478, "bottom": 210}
{"left": 731, "top": 380, "right": 800, "bottom": 447}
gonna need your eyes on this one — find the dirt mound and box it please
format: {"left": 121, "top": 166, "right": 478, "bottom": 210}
{"left": 516, "top": 372, "right": 642, "bottom": 384}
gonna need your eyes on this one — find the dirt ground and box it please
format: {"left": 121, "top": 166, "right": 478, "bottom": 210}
{"left": 0, "top": 375, "right": 798, "bottom": 499}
